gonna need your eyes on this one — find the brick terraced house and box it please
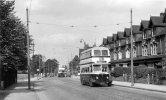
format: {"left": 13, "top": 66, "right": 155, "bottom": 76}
{"left": 103, "top": 9, "right": 166, "bottom": 84}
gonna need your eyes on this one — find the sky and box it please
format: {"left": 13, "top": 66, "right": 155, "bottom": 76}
{"left": 13, "top": 0, "right": 166, "bottom": 65}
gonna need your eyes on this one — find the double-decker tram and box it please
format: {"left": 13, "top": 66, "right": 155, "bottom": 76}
{"left": 79, "top": 46, "right": 112, "bottom": 87}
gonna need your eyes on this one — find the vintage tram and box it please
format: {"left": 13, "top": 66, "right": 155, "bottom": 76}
{"left": 79, "top": 46, "right": 112, "bottom": 87}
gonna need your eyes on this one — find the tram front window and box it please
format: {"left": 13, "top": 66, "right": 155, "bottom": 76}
{"left": 102, "top": 64, "right": 108, "bottom": 72}
{"left": 93, "top": 65, "right": 101, "bottom": 71}
{"left": 94, "top": 50, "right": 101, "bottom": 56}
{"left": 102, "top": 50, "right": 108, "bottom": 56}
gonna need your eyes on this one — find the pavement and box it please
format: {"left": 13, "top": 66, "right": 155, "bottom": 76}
{"left": 73, "top": 75, "right": 166, "bottom": 93}
{"left": 0, "top": 77, "right": 39, "bottom": 100}
{"left": 0, "top": 76, "right": 166, "bottom": 100}
{"left": 112, "top": 81, "right": 166, "bottom": 93}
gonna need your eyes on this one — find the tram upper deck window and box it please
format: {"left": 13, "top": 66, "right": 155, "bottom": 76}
{"left": 102, "top": 50, "right": 108, "bottom": 56}
{"left": 94, "top": 50, "right": 101, "bottom": 56}
{"left": 93, "top": 65, "right": 101, "bottom": 71}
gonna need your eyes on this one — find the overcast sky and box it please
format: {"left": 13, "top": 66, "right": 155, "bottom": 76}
{"left": 14, "top": 0, "right": 166, "bottom": 65}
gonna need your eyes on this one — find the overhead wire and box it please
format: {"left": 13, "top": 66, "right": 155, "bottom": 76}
{"left": 29, "top": 21, "right": 126, "bottom": 28}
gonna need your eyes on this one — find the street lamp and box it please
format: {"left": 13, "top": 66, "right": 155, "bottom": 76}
{"left": 26, "top": 7, "right": 30, "bottom": 89}
{"left": 130, "top": 9, "right": 134, "bottom": 87}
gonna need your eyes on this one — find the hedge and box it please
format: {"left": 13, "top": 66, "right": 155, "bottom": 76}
{"left": 113, "top": 66, "right": 166, "bottom": 79}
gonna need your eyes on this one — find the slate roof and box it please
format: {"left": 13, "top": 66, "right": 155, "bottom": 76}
{"left": 158, "top": 27, "right": 166, "bottom": 36}
{"left": 140, "top": 20, "right": 149, "bottom": 31}
{"left": 124, "top": 28, "right": 131, "bottom": 37}
{"left": 132, "top": 25, "right": 141, "bottom": 34}
{"left": 107, "top": 36, "right": 113, "bottom": 43}
{"left": 117, "top": 31, "right": 125, "bottom": 39}
{"left": 163, "top": 9, "right": 166, "bottom": 22}
{"left": 113, "top": 34, "right": 118, "bottom": 41}
{"left": 149, "top": 16, "right": 166, "bottom": 27}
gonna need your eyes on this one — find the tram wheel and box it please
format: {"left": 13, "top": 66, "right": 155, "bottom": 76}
{"left": 107, "top": 82, "right": 112, "bottom": 87}
{"left": 81, "top": 78, "right": 84, "bottom": 85}
{"left": 89, "top": 80, "right": 94, "bottom": 87}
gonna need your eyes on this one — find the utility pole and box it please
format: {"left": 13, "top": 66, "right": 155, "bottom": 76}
{"left": 0, "top": 15, "right": 2, "bottom": 89}
{"left": 130, "top": 9, "right": 134, "bottom": 86}
{"left": 32, "top": 40, "right": 34, "bottom": 77}
{"left": 26, "top": 7, "right": 31, "bottom": 89}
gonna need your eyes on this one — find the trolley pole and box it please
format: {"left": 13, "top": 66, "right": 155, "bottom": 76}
{"left": 130, "top": 9, "right": 134, "bottom": 87}
{"left": 26, "top": 7, "right": 31, "bottom": 89}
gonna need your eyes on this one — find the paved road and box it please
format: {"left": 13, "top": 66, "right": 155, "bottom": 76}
{"left": 35, "top": 77, "right": 166, "bottom": 100}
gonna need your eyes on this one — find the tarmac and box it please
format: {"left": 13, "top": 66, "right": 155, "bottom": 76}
{"left": 0, "top": 76, "right": 166, "bottom": 100}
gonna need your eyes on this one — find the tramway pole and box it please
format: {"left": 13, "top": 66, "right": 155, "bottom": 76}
{"left": 26, "top": 7, "right": 31, "bottom": 89}
{"left": 130, "top": 9, "right": 134, "bottom": 87}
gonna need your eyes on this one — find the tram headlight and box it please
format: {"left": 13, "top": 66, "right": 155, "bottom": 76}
{"left": 96, "top": 76, "right": 98, "bottom": 79}
{"left": 106, "top": 76, "right": 109, "bottom": 79}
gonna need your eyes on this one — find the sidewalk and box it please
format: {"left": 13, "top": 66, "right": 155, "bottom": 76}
{"left": 0, "top": 77, "right": 39, "bottom": 100}
{"left": 112, "top": 81, "right": 166, "bottom": 93}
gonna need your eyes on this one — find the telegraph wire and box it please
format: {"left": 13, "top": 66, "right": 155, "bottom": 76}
{"left": 29, "top": 21, "right": 129, "bottom": 28}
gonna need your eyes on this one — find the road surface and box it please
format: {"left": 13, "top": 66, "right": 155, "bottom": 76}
{"left": 34, "top": 77, "right": 166, "bottom": 100}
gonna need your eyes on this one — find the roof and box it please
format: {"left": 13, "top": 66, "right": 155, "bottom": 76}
{"left": 158, "top": 27, "right": 166, "bottom": 36}
{"left": 140, "top": 20, "right": 149, "bottom": 31}
{"left": 107, "top": 36, "right": 113, "bottom": 43}
{"left": 124, "top": 28, "right": 131, "bottom": 37}
{"left": 117, "top": 31, "right": 125, "bottom": 39}
{"left": 113, "top": 34, "right": 118, "bottom": 41}
{"left": 149, "top": 16, "right": 166, "bottom": 27}
{"left": 163, "top": 9, "right": 166, "bottom": 22}
{"left": 132, "top": 25, "right": 141, "bottom": 34}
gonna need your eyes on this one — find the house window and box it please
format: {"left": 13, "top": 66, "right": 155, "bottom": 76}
{"left": 119, "top": 40, "right": 121, "bottom": 46}
{"left": 151, "top": 28, "right": 154, "bottom": 37}
{"left": 151, "top": 44, "right": 153, "bottom": 55}
{"left": 154, "top": 43, "right": 157, "bottom": 55}
{"left": 142, "top": 46, "right": 144, "bottom": 56}
{"left": 142, "top": 45, "right": 147, "bottom": 56}
{"left": 150, "top": 42, "right": 157, "bottom": 55}
{"left": 144, "top": 45, "right": 148, "bottom": 56}
{"left": 114, "top": 52, "right": 117, "bottom": 60}
{"left": 126, "top": 38, "right": 129, "bottom": 44}
{"left": 133, "top": 47, "right": 137, "bottom": 57}
{"left": 133, "top": 35, "right": 135, "bottom": 42}
{"left": 143, "top": 32, "right": 146, "bottom": 39}
{"left": 126, "top": 49, "right": 130, "bottom": 58}
{"left": 118, "top": 51, "right": 122, "bottom": 59}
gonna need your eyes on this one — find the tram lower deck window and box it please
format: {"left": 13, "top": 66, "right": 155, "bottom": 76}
{"left": 93, "top": 65, "right": 101, "bottom": 71}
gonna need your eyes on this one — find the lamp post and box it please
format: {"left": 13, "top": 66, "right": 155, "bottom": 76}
{"left": 130, "top": 9, "right": 134, "bottom": 87}
{"left": 26, "top": 7, "right": 31, "bottom": 89}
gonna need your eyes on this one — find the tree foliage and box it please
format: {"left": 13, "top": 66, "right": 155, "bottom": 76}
{"left": 45, "top": 59, "right": 59, "bottom": 74}
{"left": 0, "top": 0, "right": 31, "bottom": 70}
{"left": 69, "top": 55, "right": 80, "bottom": 74}
{"left": 31, "top": 54, "right": 43, "bottom": 74}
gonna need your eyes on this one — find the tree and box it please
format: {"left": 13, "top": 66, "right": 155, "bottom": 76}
{"left": 0, "top": 0, "right": 31, "bottom": 70}
{"left": 69, "top": 55, "right": 80, "bottom": 75}
{"left": 45, "top": 59, "right": 59, "bottom": 75}
{"left": 0, "top": 0, "right": 33, "bottom": 88}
